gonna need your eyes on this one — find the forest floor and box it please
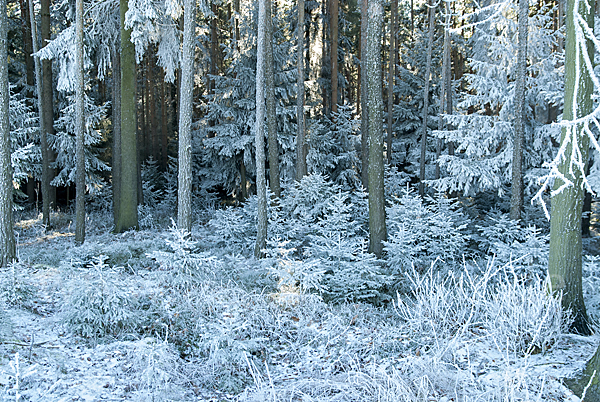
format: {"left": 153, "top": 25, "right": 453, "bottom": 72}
{"left": 1, "top": 209, "right": 600, "bottom": 401}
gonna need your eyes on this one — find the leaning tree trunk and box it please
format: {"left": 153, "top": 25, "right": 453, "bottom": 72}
{"left": 0, "top": 0, "right": 16, "bottom": 266}
{"left": 418, "top": 0, "right": 435, "bottom": 197}
{"left": 255, "top": 0, "right": 268, "bottom": 258}
{"left": 74, "top": 0, "right": 85, "bottom": 244}
{"left": 367, "top": 0, "right": 386, "bottom": 258}
{"left": 548, "top": 0, "right": 594, "bottom": 336}
{"left": 510, "top": 0, "right": 528, "bottom": 221}
{"left": 266, "top": 0, "right": 280, "bottom": 198}
{"left": 115, "top": 0, "right": 138, "bottom": 232}
{"left": 177, "top": 0, "right": 194, "bottom": 234}
{"left": 296, "top": 0, "right": 307, "bottom": 180}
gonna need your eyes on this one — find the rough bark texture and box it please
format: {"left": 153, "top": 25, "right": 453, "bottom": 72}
{"left": 548, "top": 0, "right": 594, "bottom": 336}
{"left": 510, "top": 0, "right": 528, "bottom": 221}
{"left": 367, "top": 0, "right": 386, "bottom": 258}
{"left": 360, "top": 0, "right": 369, "bottom": 189}
{"left": 387, "top": 0, "right": 397, "bottom": 165}
{"left": 266, "top": 0, "right": 280, "bottom": 198}
{"left": 436, "top": 1, "right": 452, "bottom": 180}
{"left": 418, "top": 0, "right": 435, "bottom": 196}
{"left": 566, "top": 340, "right": 600, "bottom": 398}
{"left": 112, "top": 49, "right": 121, "bottom": 228}
{"left": 331, "top": 0, "right": 338, "bottom": 114}
{"left": 177, "top": 0, "right": 194, "bottom": 234}
{"left": 296, "top": 0, "right": 307, "bottom": 181}
{"left": 255, "top": 0, "right": 268, "bottom": 258}
{"left": 41, "top": 0, "right": 56, "bottom": 209}
{"left": 115, "top": 0, "right": 139, "bottom": 232}
{"left": 75, "top": 0, "right": 85, "bottom": 244}
{"left": 28, "top": 0, "right": 51, "bottom": 227}
{"left": 0, "top": 0, "right": 16, "bottom": 266}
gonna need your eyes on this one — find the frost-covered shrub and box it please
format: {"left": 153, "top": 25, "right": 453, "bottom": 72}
{"left": 147, "top": 222, "right": 222, "bottom": 289}
{"left": 62, "top": 256, "right": 141, "bottom": 341}
{"left": 0, "top": 261, "right": 36, "bottom": 308}
{"left": 208, "top": 204, "right": 255, "bottom": 253}
{"left": 485, "top": 271, "right": 567, "bottom": 354}
{"left": 476, "top": 210, "right": 549, "bottom": 278}
{"left": 125, "top": 337, "right": 184, "bottom": 401}
{"left": 385, "top": 187, "right": 470, "bottom": 290}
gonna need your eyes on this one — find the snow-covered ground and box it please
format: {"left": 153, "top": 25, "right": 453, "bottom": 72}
{"left": 1, "top": 210, "right": 599, "bottom": 401}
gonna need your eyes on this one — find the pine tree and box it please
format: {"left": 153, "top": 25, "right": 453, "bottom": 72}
{"left": 177, "top": 0, "right": 194, "bottom": 234}
{"left": 296, "top": 0, "right": 307, "bottom": 181}
{"left": 367, "top": 0, "right": 386, "bottom": 258}
{"left": 115, "top": 0, "right": 138, "bottom": 232}
{"left": 360, "top": 0, "right": 368, "bottom": 189}
{"left": 74, "top": 0, "right": 85, "bottom": 244}
{"left": 0, "top": 0, "right": 16, "bottom": 266}
{"left": 255, "top": 0, "right": 268, "bottom": 258}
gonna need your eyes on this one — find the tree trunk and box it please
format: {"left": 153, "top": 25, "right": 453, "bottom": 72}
{"left": 210, "top": 2, "right": 218, "bottom": 96}
{"left": 177, "top": 0, "right": 194, "bottom": 234}
{"left": 74, "top": 0, "right": 85, "bottom": 244}
{"left": 296, "top": 0, "right": 307, "bottom": 180}
{"left": 112, "top": 49, "right": 121, "bottom": 227}
{"left": 28, "top": 0, "right": 51, "bottom": 228}
{"left": 255, "top": 0, "right": 268, "bottom": 258}
{"left": 266, "top": 0, "right": 280, "bottom": 198}
{"left": 161, "top": 75, "right": 169, "bottom": 170}
{"left": 510, "top": 0, "right": 528, "bottom": 221}
{"left": 360, "top": 0, "right": 368, "bottom": 189}
{"left": 436, "top": 1, "right": 452, "bottom": 180}
{"left": 321, "top": 0, "right": 330, "bottom": 116}
{"left": 115, "top": 0, "right": 139, "bottom": 232}
{"left": 418, "top": 0, "right": 435, "bottom": 197}
{"left": 367, "top": 0, "right": 386, "bottom": 258}
{"left": 41, "top": 0, "right": 55, "bottom": 215}
{"left": 331, "top": 0, "right": 338, "bottom": 114}
{"left": 387, "top": 0, "right": 397, "bottom": 165}
{"left": 0, "top": 0, "right": 16, "bottom": 266}
{"left": 548, "top": 0, "right": 594, "bottom": 336}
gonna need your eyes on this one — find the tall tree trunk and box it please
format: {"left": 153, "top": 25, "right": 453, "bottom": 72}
{"left": 28, "top": 0, "right": 51, "bottom": 227}
{"left": 255, "top": 0, "right": 268, "bottom": 258}
{"left": 321, "top": 0, "right": 330, "bottom": 116}
{"left": 387, "top": 0, "right": 397, "bottom": 165}
{"left": 210, "top": 2, "right": 218, "bottom": 96}
{"left": 548, "top": 0, "right": 594, "bottom": 336}
{"left": 367, "top": 0, "right": 386, "bottom": 258}
{"left": 115, "top": 0, "right": 139, "bottom": 232}
{"left": 74, "top": 0, "right": 85, "bottom": 244}
{"left": 510, "top": 0, "right": 528, "bottom": 220}
{"left": 0, "top": 0, "right": 16, "bottom": 266}
{"left": 436, "top": 1, "right": 452, "bottom": 180}
{"left": 41, "top": 0, "right": 55, "bottom": 214}
{"left": 360, "top": 0, "right": 368, "bottom": 189}
{"left": 331, "top": 0, "right": 338, "bottom": 114}
{"left": 112, "top": 49, "right": 121, "bottom": 227}
{"left": 177, "top": 0, "right": 194, "bottom": 234}
{"left": 147, "top": 54, "right": 157, "bottom": 161}
{"left": 296, "top": 0, "right": 307, "bottom": 180}
{"left": 160, "top": 71, "right": 168, "bottom": 170}
{"left": 19, "top": 0, "right": 34, "bottom": 99}
{"left": 418, "top": 0, "right": 435, "bottom": 197}
{"left": 266, "top": 0, "right": 280, "bottom": 198}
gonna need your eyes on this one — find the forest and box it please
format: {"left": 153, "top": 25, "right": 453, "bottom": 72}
{"left": 2, "top": 0, "right": 600, "bottom": 399}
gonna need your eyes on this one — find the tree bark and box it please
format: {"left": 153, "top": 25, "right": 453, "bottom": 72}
{"left": 510, "top": 0, "right": 528, "bottom": 221}
{"left": 360, "top": 0, "right": 369, "bottom": 189}
{"left": 548, "top": 0, "right": 594, "bottom": 336}
{"left": 436, "top": 0, "right": 452, "bottom": 180}
{"left": 296, "top": 0, "right": 307, "bottom": 180}
{"left": 367, "top": 0, "right": 386, "bottom": 258}
{"left": 41, "top": 0, "right": 55, "bottom": 214}
{"left": 255, "top": 0, "right": 268, "bottom": 258}
{"left": 418, "top": 0, "right": 435, "bottom": 197}
{"left": 0, "top": 0, "right": 16, "bottom": 266}
{"left": 331, "top": 0, "right": 338, "bottom": 114}
{"left": 177, "top": 0, "right": 194, "bottom": 234}
{"left": 112, "top": 49, "right": 121, "bottom": 227}
{"left": 387, "top": 0, "right": 397, "bottom": 165}
{"left": 74, "top": 0, "right": 85, "bottom": 244}
{"left": 28, "top": 0, "right": 51, "bottom": 228}
{"left": 115, "top": 0, "right": 139, "bottom": 232}
{"left": 266, "top": 0, "right": 280, "bottom": 198}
